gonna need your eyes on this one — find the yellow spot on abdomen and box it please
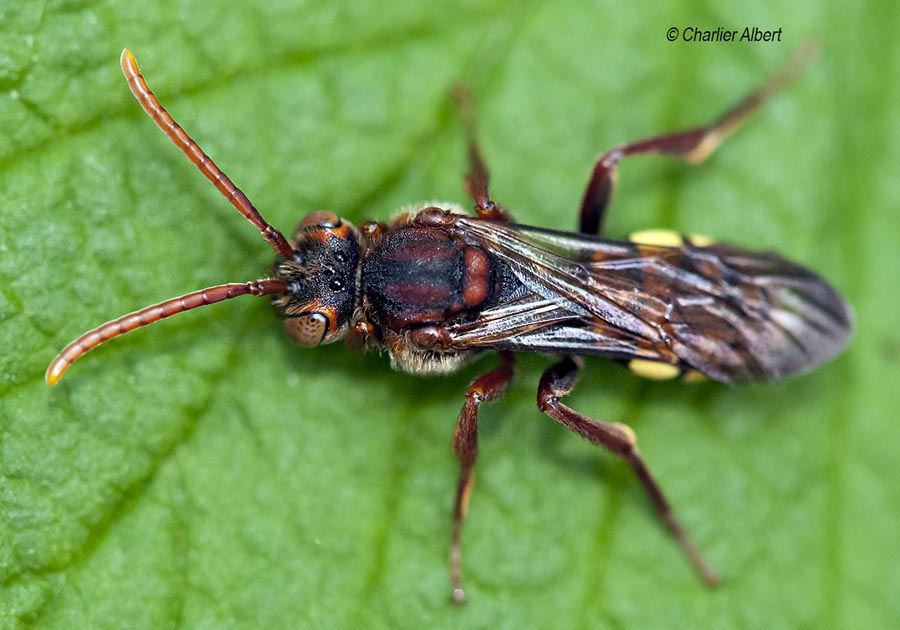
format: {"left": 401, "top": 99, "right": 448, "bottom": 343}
{"left": 688, "top": 233, "right": 715, "bottom": 247}
{"left": 627, "top": 229, "right": 716, "bottom": 248}
{"left": 627, "top": 359, "right": 681, "bottom": 380}
{"left": 628, "top": 229, "right": 683, "bottom": 247}
{"left": 682, "top": 370, "right": 709, "bottom": 383}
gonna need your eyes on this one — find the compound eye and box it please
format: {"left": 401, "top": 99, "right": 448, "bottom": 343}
{"left": 284, "top": 312, "right": 328, "bottom": 347}
{"left": 299, "top": 210, "right": 340, "bottom": 229}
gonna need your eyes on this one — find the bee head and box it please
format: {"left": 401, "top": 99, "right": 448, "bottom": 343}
{"left": 272, "top": 211, "right": 361, "bottom": 346}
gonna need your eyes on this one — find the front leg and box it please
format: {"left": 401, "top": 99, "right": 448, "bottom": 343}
{"left": 450, "top": 351, "right": 515, "bottom": 603}
{"left": 537, "top": 356, "right": 720, "bottom": 585}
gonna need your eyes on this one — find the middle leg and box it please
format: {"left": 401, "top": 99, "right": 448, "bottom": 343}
{"left": 453, "top": 85, "right": 512, "bottom": 222}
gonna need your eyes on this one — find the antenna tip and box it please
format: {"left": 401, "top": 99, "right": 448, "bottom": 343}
{"left": 45, "top": 358, "right": 66, "bottom": 386}
{"left": 120, "top": 48, "right": 137, "bottom": 73}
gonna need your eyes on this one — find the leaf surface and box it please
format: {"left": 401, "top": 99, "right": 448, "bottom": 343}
{"left": 1, "top": 1, "right": 898, "bottom": 628}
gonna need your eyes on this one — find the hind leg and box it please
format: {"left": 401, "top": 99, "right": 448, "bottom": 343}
{"left": 537, "top": 356, "right": 720, "bottom": 585}
{"left": 579, "top": 48, "right": 814, "bottom": 235}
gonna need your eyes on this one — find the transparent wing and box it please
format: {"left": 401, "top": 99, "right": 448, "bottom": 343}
{"left": 447, "top": 217, "right": 852, "bottom": 383}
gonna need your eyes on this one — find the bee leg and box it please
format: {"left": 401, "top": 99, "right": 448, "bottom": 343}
{"left": 450, "top": 351, "right": 515, "bottom": 604}
{"left": 579, "top": 46, "right": 814, "bottom": 236}
{"left": 537, "top": 356, "right": 720, "bottom": 585}
{"left": 453, "top": 84, "right": 512, "bottom": 222}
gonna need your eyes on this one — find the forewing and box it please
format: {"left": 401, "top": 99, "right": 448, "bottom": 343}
{"left": 450, "top": 217, "right": 852, "bottom": 383}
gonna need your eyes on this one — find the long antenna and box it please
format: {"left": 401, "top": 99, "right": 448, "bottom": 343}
{"left": 46, "top": 49, "right": 298, "bottom": 385}
{"left": 119, "top": 48, "right": 293, "bottom": 259}
{"left": 45, "top": 279, "right": 287, "bottom": 385}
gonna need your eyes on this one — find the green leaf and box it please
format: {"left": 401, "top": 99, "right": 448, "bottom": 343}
{"left": 2, "top": 1, "right": 898, "bottom": 628}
